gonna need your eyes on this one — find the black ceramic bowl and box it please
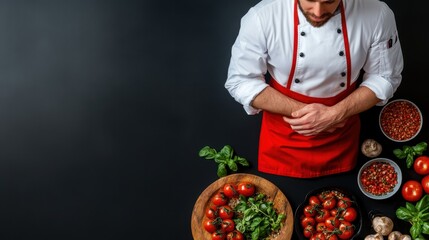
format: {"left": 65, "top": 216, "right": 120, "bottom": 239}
{"left": 294, "top": 186, "right": 363, "bottom": 240}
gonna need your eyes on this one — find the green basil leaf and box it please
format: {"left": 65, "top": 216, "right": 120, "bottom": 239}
{"left": 414, "top": 142, "right": 428, "bottom": 154}
{"left": 220, "top": 145, "right": 233, "bottom": 159}
{"left": 411, "top": 221, "right": 423, "bottom": 239}
{"left": 417, "top": 195, "right": 429, "bottom": 211}
{"left": 407, "top": 155, "right": 415, "bottom": 168}
{"left": 406, "top": 202, "right": 418, "bottom": 213}
{"left": 227, "top": 160, "right": 238, "bottom": 171}
{"left": 396, "top": 207, "right": 414, "bottom": 220}
{"left": 420, "top": 212, "right": 429, "bottom": 222}
{"left": 236, "top": 156, "right": 250, "bottom": 166}
{"left": 251, "top": 227, "right": 260, "bottom": 240}
{"left": 393, "top": 148, "right": 406, "bottom": 159}
{"left": 422, "top": 222, "right": 429, "bottom": 234}
{"left": 217, "top": 163, "right": 227, "bottom": 177}
{"left": 198, "top": 146, "right": 216, "bottom": 158}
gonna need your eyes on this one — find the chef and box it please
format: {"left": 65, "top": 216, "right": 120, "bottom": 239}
{"left": 225, "top": 0, "right": 403, "bottom": 178}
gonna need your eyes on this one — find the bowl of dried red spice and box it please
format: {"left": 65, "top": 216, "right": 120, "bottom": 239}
{"left": 379, "top": 99, "right": 423, "bottom": 142}
{"left": 357, "top": 158, "right": 402, "bottom": 200}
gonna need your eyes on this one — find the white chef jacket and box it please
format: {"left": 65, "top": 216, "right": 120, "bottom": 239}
{"left": 225, "top": 0, "right": 403, "bottom": 115}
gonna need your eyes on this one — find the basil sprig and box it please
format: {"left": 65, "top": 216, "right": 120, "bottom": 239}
{"left": 198, "top": 145, "right": 249, "bottom": 177}
{"left": 234, "top": 193, "right": 286, "bottom": 240}
{"left": 393, "top": 142, "right": 428, "bottom": 168}
{"left": 396, "top": 194, "right": 429, "bottom": 239}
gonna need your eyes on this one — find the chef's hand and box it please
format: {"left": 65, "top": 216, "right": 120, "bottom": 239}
{"left": 283, "top": 103, "right": 346, "bottom": 136}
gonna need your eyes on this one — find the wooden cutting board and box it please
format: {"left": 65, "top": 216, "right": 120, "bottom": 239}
{"left": 191, "top": 173, "right": 294, "bottom": 240}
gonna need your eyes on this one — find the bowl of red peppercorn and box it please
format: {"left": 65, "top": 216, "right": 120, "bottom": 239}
{"left": 357, "top": 158, "right": 402, "bottom": 200}
{"left": 379, "top": 99, "right": 423, "bottom": 142}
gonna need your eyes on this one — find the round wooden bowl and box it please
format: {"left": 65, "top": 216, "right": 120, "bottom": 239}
{"left": 191, "top": 173, "right": 294, "bottom": 240}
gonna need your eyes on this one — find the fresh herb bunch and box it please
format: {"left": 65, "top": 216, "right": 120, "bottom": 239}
{"left": 396, "top": 194, "right": 429, "bottom": 239}
{"left": 198, "top": 145, "right": 249, "bottom": 177}
{"left": 234, "top": 193, "right": 286, "bottom": 240}
{"left": 393, "top": 142, "right": 428, "bottom": 168}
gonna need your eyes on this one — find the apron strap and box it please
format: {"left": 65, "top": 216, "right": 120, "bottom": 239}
{"left": 286, "top": 0, "right": 351, "bottom": 89}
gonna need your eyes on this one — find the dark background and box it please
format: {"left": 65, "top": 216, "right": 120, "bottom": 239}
{"left": 0, "top": 0, "right": 427, "bottom": 239}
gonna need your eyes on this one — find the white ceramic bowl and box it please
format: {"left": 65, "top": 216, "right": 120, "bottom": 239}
{"left": 379, "top": 99, "right": 423, "bottom": 142}
{"left": 357, "top": 158, "right": 402, "bottom": 200}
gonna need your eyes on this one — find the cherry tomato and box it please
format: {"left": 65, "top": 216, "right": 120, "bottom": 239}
{"left": 326, "top": 234, "right": 338, "bottom": 240}
{"left": 304, "top": 224, "right": 316, "bottom": 238}
{"left": 401, "top": 180, "right": 423, "bottom": 202}
{"left": 322, "top": 197, "right": 337, "bottom": 210}
{"left": 341, "top": 207, "right": 357, "bottom": 222}
{"left": 315, "top": 209, "right": 330, "bottom": 223}
{"left": 337, "top": 221, "right": 354, "bottom": 239}
{"left": 221, "top": 219, "right": 235, "bottom": 233}
{"left": 236, "top": 182, "right": 255, "bottom": 197}
{"left": 337, "top": 197, "right": 352, "bottom": 209}
{"left": 218, "top": 205, "right": 234, "bottom": 219}
{"left": 304, "top": 204, "right": 317, "bottom": 217}
{"left": 310, "top": 232, "right": 326, "bottom": 240}
{"left": 203, "top": 219, "right": 218, "bottom": 233}
{"left": 212, "top": 230, "right": 226, "bottom": 240}
{"left": 206, "top": 205, "right": 218, "bottom": 219}
{"left": 330, "top": 209, "right": 338, "bottom": 218}
{"left": 308, "top": 196, "right": 321, "bottom": 206}
{"left": 414, "top": 156, "right": 429, "bottom": 175}
{"left": 222, "top": 184, "right": 238, "bottom": 198}
{"left": 301, "top": 216, "right": 316, "bottom": 227}
{"left": 325, "top": 216, "right": 340, "bottom": 230}
{"left": 212, "top": 192, "right": 228, "bottom": 206}
{"left": 318, "top": 191, "right": 334, "bottom": 202}
{"left": 226, "top": 230, "right": 244, "bottom": 240}
{"left": 316, "top": 222, "right": 327, "bottom": 232}
{"left": 421, "top": 175, "right": 429, "bottom": 194}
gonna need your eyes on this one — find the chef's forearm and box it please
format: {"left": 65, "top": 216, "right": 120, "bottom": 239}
{"left": 333, "top": 86, "right": 381, "bottom": 120}
{"left": 251, "top": 86, "right": 305, "bottom": 117}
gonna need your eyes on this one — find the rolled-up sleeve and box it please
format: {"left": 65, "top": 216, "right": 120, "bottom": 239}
{"left": 360, "top": 3, "right": 403, "bottom": 106}
{"left": 225, "top": 8, "right": 269, "bottom": 115}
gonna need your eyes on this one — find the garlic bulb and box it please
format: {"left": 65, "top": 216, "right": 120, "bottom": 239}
{"left": 372, "top": 216, "right": 394, "bottom": 236}
{"left": 361, "top": 139, "right": 382, "bottom": 157}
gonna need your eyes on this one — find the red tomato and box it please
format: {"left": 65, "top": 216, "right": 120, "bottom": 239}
{"left": 304, "top": 224, "right": 316, "bottom": 238}
{"left": 402, "top": 180, "right": 423, "bottom": 202}
{"left": 301, "top": 216, "right": 316, "bottom": 227}
{"left": 337, "top": 221, "right": 354, "bottom": 239}
{"left": 222, "top": 184, "right": 238, "bottom": 198}
{"left": 322, "top": 197, "right": 337, "bottom": 210}
{"left": 326, "top": 234, "right": 338, "bottom": 240}
{"left": 206, "top": 206, "right": 218, "bottom": 219}
{"left": 422, "top": 175, "right": 429, "bottom": 194}
{"left": 221, "top": 219, "right": 235, "bottom": 233}
{"left": 318, "top": 191, "right": 334, "bottom": 202}
{"left": 218, "top": 205, "right": 234, "bottom": 219}
{"left": 308, "top": 196, "right": 321, "bottom": 206}
{"left": 226, "top": 230, "right": 244, "bottom": 240}
{"left": 316, "top": 222, "right": 327, "bottom": 232}
{"left": 236, "top": 182, "right": 255, "bottom": 197}
{"left": 310, "top": 232, "right": 326, "bottom": 240}
{"left": 325, "top": 216, "right": 340, "bottom": 230}
{"left": 203, "top": 219, "right": 218, "bottom": 233}
{"left": 212, "top": 192, "right": 228, "bottom": 206}
{"left": 414, "top": 156, "right": 429, "bottom": 175}
{"left": 341, "top": 207, "right": 357, "bottom": 222}
{"left": 212, "top": 230, "right": 226, "bottom": 240}
{"left": 337, "top": 197, "right": 352, "bottom": 209}
{"left": 304, "top": 204, "right": 317, "bottom": 217}
{"left": 330, "top": 209, "right": 338, "bottom": 217}
{"left": 315, "top": 209, "right": 330, "bottom": 223}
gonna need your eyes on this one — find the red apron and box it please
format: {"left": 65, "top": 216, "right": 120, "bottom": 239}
{"left": 258, "top": 0, "right": 360, "bottom": 178}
